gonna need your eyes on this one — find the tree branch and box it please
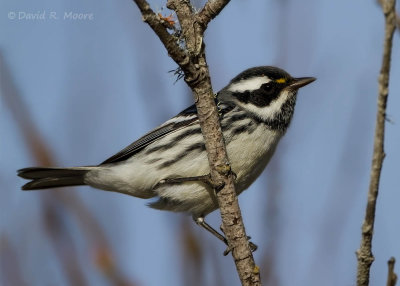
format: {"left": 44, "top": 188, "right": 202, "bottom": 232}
{"left": 133, "top": 0, "right": 187, "bottom": 65}
{"left": 166, "top": 0, "right": 199, "bottom": 55}
{"left": 197, "top": 0, "right": 231, "bottom": 28}
{"left": 386, "top": 257, "right": 398, "bottom": 286}
{"left": 132, "top": 0, "right": 261, "bottom": 285}
{"left": 377, "top": 0, "right": 400, "bottom": 32}
{"left": 356, "top": 0, "right": 397, "bottom": 285}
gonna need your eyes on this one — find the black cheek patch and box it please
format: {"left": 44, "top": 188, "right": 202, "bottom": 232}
{"left": 231, "top": 82, "right": 286, "bottom": 108}
{"left": 249, "top": 83, "right": 282, "bottom": 107}
{"left": 232, "top": 90, "right": 251, "bottom": 104}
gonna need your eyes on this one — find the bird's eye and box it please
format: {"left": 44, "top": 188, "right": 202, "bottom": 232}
{"left": 261, "top": 82, "right": 276, "bottom": 95}
{"left": 262, "top": 83, "right": 272, "bottom": 90}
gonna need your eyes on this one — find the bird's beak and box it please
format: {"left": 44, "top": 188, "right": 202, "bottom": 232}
{"left": 289, "top": 77, "right": 316, "bottom": 90}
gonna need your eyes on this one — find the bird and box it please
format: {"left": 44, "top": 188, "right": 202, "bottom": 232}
{"left": 18, "top": 66, "right": 315, "bottom": 253}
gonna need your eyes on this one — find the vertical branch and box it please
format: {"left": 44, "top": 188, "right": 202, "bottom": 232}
{"left": 356, "top": 0, "right": 397, "bottom": 285}
{"left": 132, "top": 0, "right": 261, "bottom": 285}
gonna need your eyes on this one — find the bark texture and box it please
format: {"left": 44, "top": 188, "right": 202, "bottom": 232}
{"left": 386, "top": 257, "right": 397, "bottom": 286}
{"left": 356, "top": 0, "right": 397, "bottom": 285}
{"left": 132, "top": 0, "right": 261, "bottom": 284}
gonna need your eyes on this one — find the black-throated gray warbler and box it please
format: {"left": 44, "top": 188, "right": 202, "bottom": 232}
{"left": 18, "top": 66, "right": 315, "bottom": 252}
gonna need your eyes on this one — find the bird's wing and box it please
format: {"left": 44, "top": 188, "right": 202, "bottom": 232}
{"left": 100, "top": 104, "right": 199, "bottom": 165}
{"left": 100, "top": 98, "right": 235, "bottom": 165}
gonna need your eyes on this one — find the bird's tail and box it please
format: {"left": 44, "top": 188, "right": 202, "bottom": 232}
{"left": 17, "top": 167, "right": 94, "bottom": 190}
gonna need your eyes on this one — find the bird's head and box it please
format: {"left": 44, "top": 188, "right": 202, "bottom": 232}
{"left": 219, "top": 66, "right": 315, "bottom": 129}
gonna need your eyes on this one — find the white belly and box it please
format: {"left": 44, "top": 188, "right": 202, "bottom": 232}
{"left": 85, "top": 119, "right": 283, "bottom": 216}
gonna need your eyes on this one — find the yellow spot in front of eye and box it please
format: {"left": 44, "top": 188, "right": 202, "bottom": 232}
{"left": 276, "top": 78, "right": 286, "bottom": 84}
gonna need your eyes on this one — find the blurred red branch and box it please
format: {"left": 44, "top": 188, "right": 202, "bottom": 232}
{"left": 0, "top": 54, "right": 134, "bottom": 286}
{"left": 0, "top": 236, "right": 26, "bottom": 286}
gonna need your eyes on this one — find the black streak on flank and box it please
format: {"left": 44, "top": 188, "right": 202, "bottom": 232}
{"left": 231, "top": 121, "right": 256, "bottom": 136}
{"left": 173, "top": 127, "right": 202, "bottom": 142}
{"left": 145, "top": 158, "right": 163, "bottom": 165}
{"left": 145, "top": 127, "right": 202, "bottom": 155}
{"left": 157, "top": 142, "right": 206, "bottom": 169}
{"left": 224, "top": 112, "right": 248, "bottom": 126}
{"left": 148, "top": 196, "right": 182, "bottom": 210}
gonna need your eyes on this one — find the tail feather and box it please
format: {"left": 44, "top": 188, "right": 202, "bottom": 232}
{"left": 18, "top": 167, "right": 92, "bottom": 190}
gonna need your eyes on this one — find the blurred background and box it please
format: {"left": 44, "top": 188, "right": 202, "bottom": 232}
{"left": 1, "top": 0, "right": 399, "bottom": 285}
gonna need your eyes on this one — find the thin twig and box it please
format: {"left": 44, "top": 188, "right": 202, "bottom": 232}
{"left": 132, "top": 0, "right": 261, "bottom": 285}
{"left": 386, "top": 257, "right": 398, "bottom": 286}
{"left": 356, "top": 0, "right": 397, "bottom": 285}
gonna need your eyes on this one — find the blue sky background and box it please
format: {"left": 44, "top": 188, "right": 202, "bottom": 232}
{"left": 1, "top": 0, "right": 399, "bottom": 285}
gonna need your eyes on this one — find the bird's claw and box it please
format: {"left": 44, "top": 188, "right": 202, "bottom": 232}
{"left": 223, "top": 245, "right": 233, "bottom": 256}
{"left": 222, "top": 237, "right": 258, "bottom": 256}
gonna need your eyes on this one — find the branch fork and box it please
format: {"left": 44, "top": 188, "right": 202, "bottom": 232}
{"left": 133, "top": 0, "right": 261, "bottom": 284}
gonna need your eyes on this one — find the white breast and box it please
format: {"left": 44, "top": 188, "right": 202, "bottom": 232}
{"left": 225, "top": 123, "right": 282, "bottom": 192}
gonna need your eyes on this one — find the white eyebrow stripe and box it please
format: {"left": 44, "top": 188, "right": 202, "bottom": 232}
{"left": 227, "top": 76, "right": 271, "bottom": 92}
